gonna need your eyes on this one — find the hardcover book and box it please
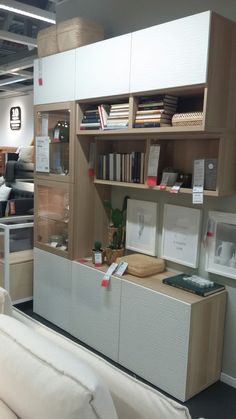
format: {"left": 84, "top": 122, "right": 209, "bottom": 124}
{"left": 163, "top": 274, "right": 225, "bottom": 297}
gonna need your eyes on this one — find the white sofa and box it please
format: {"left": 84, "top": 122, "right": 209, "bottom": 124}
{"left": 0, "top": 287, "right": 191, "bottom": 419}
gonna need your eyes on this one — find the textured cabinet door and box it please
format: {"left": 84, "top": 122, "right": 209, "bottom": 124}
{"left": 34, "top": 50, "right": 76, "bottom": 105}
{"left": 130, "top": 11, "right": 210, "bottom": 93}
{"left": 33, "top": 248, "right": 72, "bottom": 331}
{"left": 71, "top": 262, "right": 121, "bottom": 361}
{"left": 118, "top": 280, "right": 191, "bottom": 401}
{"left": 75, "top": 34, "right": 131, "bottom": 99}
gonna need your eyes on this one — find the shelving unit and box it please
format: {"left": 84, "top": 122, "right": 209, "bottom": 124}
{"left": 34, "top": 10, "right": 236, "bottom": 401}
{"left": 34, "top": 102, "right": 75, "bottom": 259}
{"left": 0, "top": 215, "right": 34, "bottom": 303}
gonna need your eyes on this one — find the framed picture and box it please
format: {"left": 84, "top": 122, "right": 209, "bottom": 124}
{"left": 206, "top": 211, "right": 236, "bottom": 279}
{"left": 126, "top": 199, "right": 158, "bottom": 256}
{"left": 162, "top": 204, "right": 202, "bottom": 268}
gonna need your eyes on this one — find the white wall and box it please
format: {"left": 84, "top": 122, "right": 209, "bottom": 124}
{"left": 56, "top": 0, "right": 236, "bottom": 37}
{"left": 0, "top": 93, "right": 33, "bottom": 148}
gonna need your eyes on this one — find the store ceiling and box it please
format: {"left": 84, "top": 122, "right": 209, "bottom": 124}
{"left": 0, "top": 0, "right": 58, "bottom": 99}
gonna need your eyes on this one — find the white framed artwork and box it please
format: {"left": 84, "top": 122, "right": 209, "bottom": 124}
{"left": 125, "top": 199, "right": 158, "bottom": 256}
{"left": 206, "top": 211, "right": 236, "bottom": 279}
{"left": 162, "top": 204, "right": 202, "bottom": 268}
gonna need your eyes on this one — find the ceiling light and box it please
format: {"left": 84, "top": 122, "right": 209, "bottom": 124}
{"left": 0, "top": 0, "right": 56, "bottom": 24}
{"left": 0, "top": 75, "right": 32, "bottom": 87}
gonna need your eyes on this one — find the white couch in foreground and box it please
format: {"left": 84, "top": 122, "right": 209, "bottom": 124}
{"left": 0, "top": 287, "right": 191, "bottom": 419}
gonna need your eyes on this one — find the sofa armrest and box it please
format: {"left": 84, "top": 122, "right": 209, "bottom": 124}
{"left": 0, "top": 201, "right": 7, "bottom": 217}
{"left": 6, "top": 198, "right": 34, "bottom": 216}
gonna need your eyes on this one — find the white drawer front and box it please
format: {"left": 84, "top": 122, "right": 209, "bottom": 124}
{"left": 34, "top": 50, "right": 76, "bottom": 104}
{"left": 119, "top": 281, "right": 191, "bottom": 401}
{"left": 33, "top": 248, "right": 72, "bottom": 331}
{"left": 75, "top": 34, "right": 131, "bottom": 99}
{"left": 130, "top": 11, "right": 210, "bottom": 93}
{"left": 71, "top": 262, "right": 121, "bottom": 361}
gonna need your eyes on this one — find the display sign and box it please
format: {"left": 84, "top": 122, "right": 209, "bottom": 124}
{"left": 35, "top": 136, "right": 50, "bottom": 172}
{"left": 10, "top": 106, "right": 21, "bottom": 130}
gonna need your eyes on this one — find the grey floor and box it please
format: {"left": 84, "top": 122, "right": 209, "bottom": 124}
{"left": 15, "top": 301, "right": 236, "bottom": 419}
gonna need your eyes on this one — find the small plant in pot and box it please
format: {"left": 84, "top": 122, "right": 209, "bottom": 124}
{"left": 104, "top": 196, "right": 129, "bottom": 264}
{"left": 92, "top": 240, "right": 105, "bottom": 266}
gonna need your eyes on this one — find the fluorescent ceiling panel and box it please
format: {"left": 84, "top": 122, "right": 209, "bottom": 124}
{"left": 0, "top": 0, "right": 56, "bottom": 24}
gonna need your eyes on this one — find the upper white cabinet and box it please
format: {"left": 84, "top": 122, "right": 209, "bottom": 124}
{"left": 34, "top": 50, "right": 76, "bottom": 105}
{"left": 75, "top": 34, "right": 131, "bottom": 100}
{"left": 130, "top": 11, "right": 211, "bottom": 93}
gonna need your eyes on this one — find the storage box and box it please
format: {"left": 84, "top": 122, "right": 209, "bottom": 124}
{"left": 172, "top": 112, "right": 204, "bottom": 126}
{"left": 57, "top": 17, "right": 104, "bottom": 53}
{"left": 37, "top": 25, "right": 58, "bottom": 58}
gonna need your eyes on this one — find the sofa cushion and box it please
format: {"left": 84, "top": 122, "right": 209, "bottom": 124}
{"left": 14, "top": 310, "right": 191, "bottom": 419}
{"left": 0, "top": 184, "right": 12, "bottom": 200}
{"left": 0, "top": 400, "right": 18, "bottom": 418}
{"left": 0, "top": 288, "right": 12, "bottom": 316}
{"left": 0, "top": 315, "right": 117, "bottom": 419}
{"left": 18, "top": 146, "right": 34, "bottom": 163}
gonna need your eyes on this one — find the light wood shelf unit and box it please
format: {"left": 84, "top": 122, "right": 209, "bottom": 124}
{"left": 34, "top": 101, "right": 75, "bottom": 183}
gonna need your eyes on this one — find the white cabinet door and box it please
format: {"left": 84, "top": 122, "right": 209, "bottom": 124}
{"left": 130, "top": 11, "right": 211, "bottom": 93}
{"left": 34, "top": 50, "right": 76, "bottom": 105}
{"left": 119, "top": 280, "right": 191, "bottom": 401}
{"left": 71, "top": 262, "right": 121, "bottom": 361}
{"left": 75, "top": 34, "right": 131, "bottom": 100}
{"left": 33, "top": 248, "right": 72, "bottom": 331}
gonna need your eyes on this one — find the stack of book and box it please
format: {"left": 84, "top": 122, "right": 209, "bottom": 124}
{"left": 98, "top": 104, "right": 111, "bottom": 129}
{"left": 80, "top": 108, "right": 100, "bottom": 130}
{"left": 97, "top": 151, "right": 145, "bottom": 183}
{"left": 134, "top": 95, "right": 178, "bottom": 128}
{"left": 105, "top": 103, "right": 129, "bottom": 130}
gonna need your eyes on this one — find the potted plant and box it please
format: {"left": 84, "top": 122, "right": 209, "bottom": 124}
{"left": 104, "top": 196, "right": 129, "bottom": 264}
{"left": 92, "top": 240, "right": 105, "bottom": 266}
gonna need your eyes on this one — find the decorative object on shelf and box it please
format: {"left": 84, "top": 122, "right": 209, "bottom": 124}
{"left": 53, "top": 121, "right": 69, "bottom": 143}
{"left": 193, "top": 158, "right": 218, "bottom": 191}
{"left": 206, "top": 211, "right": 236, "bottom": 279}
{"left": 104, "top": 196, "right": 129, "bottom": 264}
{"left": 117, "top": 253, "right": 165, "bottom": 277}
{"left": 126, "top": 199, "right": 158, "bottom": 256}
{"left": 162, "top": 204, "right": 202, "bottom": 268}
{"left": 176, "top": 173, "right": 192, "bottom": 188}
{"left": 92, "top": 240, "right": 105, "bottom": 266}
{"left": 172, "top": 111, "right": 203, "bottom": 126}
{"left": 160, "top": 167, "right": 179, "bottom": 187}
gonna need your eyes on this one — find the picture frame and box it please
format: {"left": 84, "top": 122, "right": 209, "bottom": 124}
{"left": 162, "top": 204, "right": 202, "bottom": 268}
{"left": 125, "top": 199, "right": 158, "bottom": 256}
{"left": 206, "top": 211, "right": 236, "bottom": 279}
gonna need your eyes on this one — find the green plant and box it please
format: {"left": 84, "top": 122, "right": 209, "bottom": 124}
{"left": 107, "top": 229, "right": 123, "bottom": 250}
{"left": 93, "top": 240, "right": 102, "bottom": 251}
{"left": 104, "top": 195, "right": 129, "bottom": 228}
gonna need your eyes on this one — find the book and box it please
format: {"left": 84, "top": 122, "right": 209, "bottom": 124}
{"left": 163, "top": 274, "right": 225, "bottom": 297}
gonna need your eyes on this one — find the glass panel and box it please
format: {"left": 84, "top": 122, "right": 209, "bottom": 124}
{"left": 37, "top": 184, "right": 69, "bottom": 252}
{"left": 36, "top": 109, "right": 70, "bottom": 176}
{"left": 9, "top": 226, "right": 33, "bottom": 253}
{"left": 0, "top": 227, "right": 5, "bottom": 261}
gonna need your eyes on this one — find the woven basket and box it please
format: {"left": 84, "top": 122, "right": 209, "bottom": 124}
{"left": 105, "top": 248, "right": 125, "bottom": 265}
{"left": 57, "top": 17, "right": 104, "bottom": 53}
{"left": 172, "top": 112, "right": 204, "bottom": 127}
{"left": 37, "top": 25, "right": 58, "bottom": 58}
